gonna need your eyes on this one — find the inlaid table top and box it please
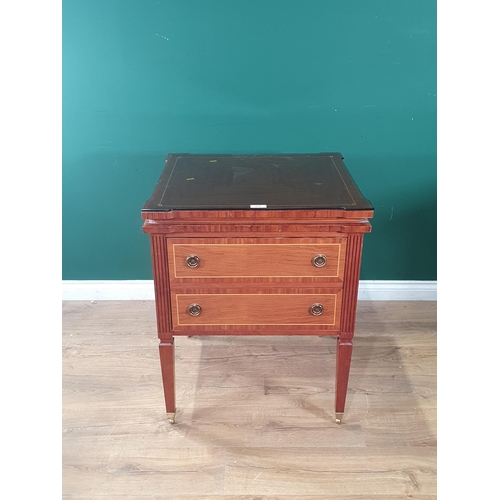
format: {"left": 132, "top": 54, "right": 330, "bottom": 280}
{"left": 142, "top": 153, "right": 373, "bottom": 212}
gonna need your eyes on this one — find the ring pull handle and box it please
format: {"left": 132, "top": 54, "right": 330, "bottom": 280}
{"left": 312, "top": 254, "right": 327, "bottom": 268}
{"left": 187, "top": 303, "right": 202, "bottom": 316}
{"left": 186, "top": 254, "right": 200, "bottom": 268}
{"left": 309, "top": 303, "right": 324, "bottom": 316}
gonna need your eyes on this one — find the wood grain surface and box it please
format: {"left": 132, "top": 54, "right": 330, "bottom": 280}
{"left": 171, "top": 289, "right": 341, "bottom": 330}
{"left": 62, "top": 300, "right": 436, "bottom": 499}
{"left": 168, "top": 237, "right": 346, "bottom": 282}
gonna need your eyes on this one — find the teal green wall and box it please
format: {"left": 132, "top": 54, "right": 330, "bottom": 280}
{"left": 63, "top": 0, "right": 436, "bottom": 280}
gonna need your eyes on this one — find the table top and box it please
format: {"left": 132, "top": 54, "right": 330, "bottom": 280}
{"left": 142, "top": 153, "right": 373, "bottom": 212}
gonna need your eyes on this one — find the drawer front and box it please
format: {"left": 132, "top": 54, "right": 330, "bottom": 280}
{"left": 167, "top": 237, "right": 346, "bottom": 283}
{"left": 170, "top": 289, "right": 342, "bottom": 331}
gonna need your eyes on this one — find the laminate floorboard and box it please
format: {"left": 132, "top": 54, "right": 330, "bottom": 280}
{"left": 62, "top": 300, "right": 436, "bottom": 499}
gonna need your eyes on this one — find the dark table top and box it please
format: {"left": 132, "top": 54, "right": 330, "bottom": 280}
{"left": 142, "top": 153, "right": 373, "bottom": 212}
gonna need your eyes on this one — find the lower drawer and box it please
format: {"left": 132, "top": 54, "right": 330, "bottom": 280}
{"left": 170, "top": 289, "right": 342, "bottom": 331}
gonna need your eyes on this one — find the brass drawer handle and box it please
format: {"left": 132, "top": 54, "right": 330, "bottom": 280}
{"left": 186, "top": 254, "right": 200, "bottom": 268}
{"left": 309, "top": 303, "right": 324, "bottom": 316}
{"left": 312, "top": 254, "right": 327, "bottom": 267}
{"left": 187, "top": 303, "right": 202, "bottom": 316}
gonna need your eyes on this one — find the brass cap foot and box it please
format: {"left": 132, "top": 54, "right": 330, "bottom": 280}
{"left": 166, "top": 412, "right": 176, "bottom": 424}
{"left": 335, "top": 412, "right": 344, "bottom": 424}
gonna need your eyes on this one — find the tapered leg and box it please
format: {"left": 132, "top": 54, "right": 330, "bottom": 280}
{"left": 335, "top": 337, "right": 353, "bottom": 424}
{"left": 159, "top": 338, "right": 176, "bottom": 423}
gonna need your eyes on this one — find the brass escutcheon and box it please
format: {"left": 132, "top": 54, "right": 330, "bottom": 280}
{"left": 186, "top": 254, "right": 200, "bottom": 268}
{"left": 312, "top": 254, "right": 327, "bottom": 267}
{"left": 188, "top": 303, "right": 202, "bottom": 316}
{"left": 309, "top": 303, "right": 324, "bottom": 316}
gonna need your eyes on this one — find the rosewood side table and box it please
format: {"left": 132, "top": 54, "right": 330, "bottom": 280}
{"left": 142, "top": 153, "right": 373, "bottom": 424}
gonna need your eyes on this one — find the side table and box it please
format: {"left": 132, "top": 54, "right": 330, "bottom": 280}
{"left": 142, "top": 153, "right": 373, "bottom": 424}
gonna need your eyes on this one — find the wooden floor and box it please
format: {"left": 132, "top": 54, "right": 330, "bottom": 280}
{"left": 62, "top": 301, "right": 436, "bottom": 499}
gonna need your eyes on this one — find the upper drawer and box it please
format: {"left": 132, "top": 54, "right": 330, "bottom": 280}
{"left": 167, "top": 237, "right": 346, "bottom": 284}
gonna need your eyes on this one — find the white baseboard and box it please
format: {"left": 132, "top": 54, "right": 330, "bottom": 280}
{"left": 62, "top": 280, "right": 436, "bottom": 301}
{"left": 357, "top": 280, "right": 436, "bottom": 301}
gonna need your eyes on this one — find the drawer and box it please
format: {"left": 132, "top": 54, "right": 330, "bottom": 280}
{"left": 167, "top": 237, "right": 346, "bottom": 283}
{"left": 170, "top": 288, "right": 342, "bottom": 331}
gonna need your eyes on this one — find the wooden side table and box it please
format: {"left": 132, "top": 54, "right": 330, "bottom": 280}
{"left": 142, "top": 153, "right": 373, "bottom": 424}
